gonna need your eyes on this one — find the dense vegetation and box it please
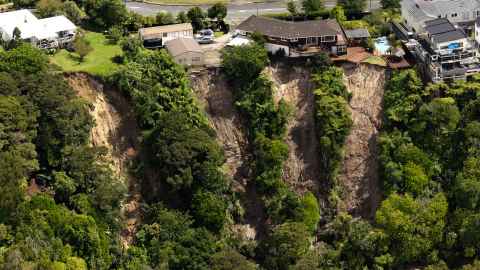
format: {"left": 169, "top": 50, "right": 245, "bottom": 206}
{"left": 0, "top": 44, "right": 126, "bottom": 268}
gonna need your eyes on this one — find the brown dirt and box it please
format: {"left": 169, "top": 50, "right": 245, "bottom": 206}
{"left": 337, "top": 63, "right": 385, "bottom": 219}
{"left": 266, "top": 64, "right": 324, "bottom": 200}
{"left": 190, "top": 69, "right": 266, "bottom": 239}
{"left": 66, "top": 73, "right": 141, "bottom": 248}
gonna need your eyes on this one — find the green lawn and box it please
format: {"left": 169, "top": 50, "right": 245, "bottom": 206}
{"left": 362, "top": 56, "right": 387, "bottom": 67}
{"left": 50, "top": 32, "right": 122, "bottom": 77}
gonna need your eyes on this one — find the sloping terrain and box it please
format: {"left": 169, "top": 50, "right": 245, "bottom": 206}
{"left": 266, "top": 64, "right": 322, "bottom": 198}
{"left": 191, "top": 69, "right": 262, "bottom": 239}
{"left": 337, "top": 64, "right": 385, "bottom": 219}
{"left": 66, "top": 73, "right": 141, "bottom": 247}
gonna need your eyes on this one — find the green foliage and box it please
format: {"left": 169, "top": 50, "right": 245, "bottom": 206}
{"left": 210, "top": 248, "right": 257, "bottom": 270}
{"left": 156, "top": 11, "right": 175, "bottom": 25}
{"left": 340, "top": 0, "right": 366, "bottom": 15}
{"left": 302, "top": 0, "right": 323, "bottom": 17}
{"left": 191, "top": 190, "right": 228, "bottom": 232}
{"left": 73, "top": 35, "right": 93, "bottom": 62}
{"left": 258, "top": 222, "right": 311, "bottom": 270}
{"left": 376, "top": 193, "right": 448, "bottom": 265}
{"left": 381, "top": 0, "right": 401, "bottom": 9}
{"left": 222, "top": 44, "right": 269, "bottom": 87}
{"left": 208, "top": 2, "right": 227, "bottom": 20}
{"left": 187, "top": 6, "right": 206, "bottom": 31}
{"left": 297, "top": 192, "right": 321, "bottom": 233}
{"left": 62, "top": 1, "right": 83, "bottom": 24}
{"left": 36, "top": 0, "right": 63, "bottom": 18}
{"left": 330, "top": 5, "right": 346, "bottom": 22}
{"left": 312, "top": 67, "right": 352, "bottom": 183}
{"left": 84, "top": 0, "right": 128, "bottom": 28}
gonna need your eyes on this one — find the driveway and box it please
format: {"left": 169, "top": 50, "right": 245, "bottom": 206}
{"left": 126, "top": 0, "right": 381, "bottom": 23}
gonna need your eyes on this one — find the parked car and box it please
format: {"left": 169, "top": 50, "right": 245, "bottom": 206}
{"left": 198, "top": 29, "right": 214, "bottom": 37}
{"left": 196, "top": 35, "right": 214, "bottom": 44}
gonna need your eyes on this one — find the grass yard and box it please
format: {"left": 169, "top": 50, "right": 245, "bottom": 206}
{"left": 144, "top": 0, "right": 228, "bottom": 4}
{"left": 50, "top": 32, "right": 122, "bottom": 77}
{"left": 362, "top": 56, "right": 387, "bottom": 67}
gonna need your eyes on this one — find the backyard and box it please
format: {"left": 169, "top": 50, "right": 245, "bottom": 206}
{"left": 50, "top": 31, "right": 123, "bottom": 76}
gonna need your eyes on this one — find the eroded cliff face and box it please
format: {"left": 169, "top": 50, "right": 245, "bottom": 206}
{"left": 67, "top": 73, "right": 141, "bottom": 247}
{"left": 338, "top": 64, "right": 386, "bottom": 219}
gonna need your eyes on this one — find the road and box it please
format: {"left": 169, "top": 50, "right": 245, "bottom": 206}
{"left": 126, "top": 0, "right": 381, "bottom": 22}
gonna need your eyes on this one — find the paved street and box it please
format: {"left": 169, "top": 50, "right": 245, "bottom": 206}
{"left": 126, "top": 0, "right": 381, "bottom": 22}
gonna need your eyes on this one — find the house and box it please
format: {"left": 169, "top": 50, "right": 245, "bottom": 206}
{"left": 139, "top": 23, "right": 193, "bottom": 48}
{"left": 344, "top": 28, "right": 370, "bottom": 45}
{"left": 401, "top": 0, "right": 480, "bottom": 34}
{"left": 411, "top": 18, "right": 480, "bottom": 82}
{"left": 235, "top": 15, "right": 347, "bottom": 57}
{"left": 165, "top": 37, "right": 204, "bottom": 67}
{"left": 0, "top": 9, "right": 76, "bottom": 49}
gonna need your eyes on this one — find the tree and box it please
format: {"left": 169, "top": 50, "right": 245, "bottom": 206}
{"left": 84, "top": 0, "right": 128, "bottom": 28}
{"left": 287, "top": 0, "right": 298, "bottom": 19}
{"left": 73, "top": 35, "right": 93, "bottom": 62}
{"left": 208, "top": 2, "right": 227, "bottom": 20}
{"left": 376, "top": 193, "right": 448, "bottom": 265}
{"left": 36, "top": 0, "right": 63, "bottom": 18}
{"left": 258, "top": 222, "right": 311, "bottom": 270}
{"left": 187, "top": 6, "right": 206, "bottom": 31}
{"left": 155, "top": 11, "right": 175, "bottom": 25}
{"left": 340, "top": 0, "right": 366, "bottom": 16}
{"left": 177, "top": 11, "right": 189, "bottom": 23}
{"left": 221, "top": 44, "right": 269, "bottom": 86}
{"left": 191, "top": 190, "right": 227, "bottom": 232}
{"left": 210, "top": 248, "right": 257, "bottom": 270}
{"left": 330, "top": 5, "right": 346, "bottom": 22}
{"left": 297, "top": 192, "right": 321, "bottom": 232}
{"left": 120, "top": 36, "right": 143, "bottom": 60}
{"left": 302, "top": 0, "right": 323, "bottom": 17}
{"left": 381, "top": 0, "right": 401, "bottom": 9}
{"left": 62, "top": 1, "right": 83, "bottom": 24}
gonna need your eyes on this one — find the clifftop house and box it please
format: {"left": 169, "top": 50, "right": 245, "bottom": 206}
{"left": 235, "top": 15, "right": 347, "bottom": 57}
{"left": 0, "top": 9, "right": 76, "bottom": 49}
{"left": 139, "top": 23, "right": 193, "bottom": 48}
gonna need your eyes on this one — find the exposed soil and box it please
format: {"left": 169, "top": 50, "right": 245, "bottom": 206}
{"left": 266, "top": 64, "right": 323, "bottom": 199}
{"left": 66, "top": 73, "right": 141, "bottom": 248}
{"left": 191, "top": 69, "right": 266, "bottom": 239}
{"left": 337, "top": 64, "right": 385, "bottom": 219}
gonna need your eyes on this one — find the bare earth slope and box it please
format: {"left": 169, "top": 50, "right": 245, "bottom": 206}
{"left": 337, "top": 64, "right": 385, "bottom": 218}
{"left": 266, "top": 64, "right": 323, "bottom": 197}
{"left": 191, "top": 69, "right": 262, "bottom": 239}
{"left": 66, "top": 73, "right": 141, "bottom": 247}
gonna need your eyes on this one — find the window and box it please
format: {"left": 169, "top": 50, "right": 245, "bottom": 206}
{"left": 163, "top": 33, "right": 168, "bottom": 37}
{"left": 192, "top": 57, "right": 201, "bottom": 62}
{"left": 451, "top": 13, "right": 458, "bottom": 18}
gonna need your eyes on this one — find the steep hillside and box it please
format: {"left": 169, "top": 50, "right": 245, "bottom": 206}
{"left": 191, "top": 69, "right": 262, "bottom": 239}
{"left": 66, "top": 73, "right": 141, "bottom": 247}
{"left": 337, "top": 64, "right": 386, "bottom": 218}
{"left": 266, "top": 64, "right": 323, "bottom": 197}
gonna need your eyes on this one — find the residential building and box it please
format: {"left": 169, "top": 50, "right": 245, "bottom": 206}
{"left": 165, "top": 37, "right": 204, "bottom": 67}
{"left": 0, "top": 9, "right": 76, "bottom": 49}
{"left": 411, "top": 18, "right": 480, "bottom": 82}
{"left": 235, "top": 15, "right": 347, "bottom": 57}
{"left": 401, "top": 0, "right": 480, "bottom": 34}
{"left": 344, "top": 28, "right": 370, "bottom": 46}
{"left": 139, "top": 23, "right": 193, "bottom": 48}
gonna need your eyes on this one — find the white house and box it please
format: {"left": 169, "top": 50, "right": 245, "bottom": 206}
{"left": 0, "top": 9, "right": 76, "bottom": 49}
{"left": 401, "top": 0, "right": 480, "bottom": 33}
{"left": 139, "top": 23, "right": 194, "bottom": 48}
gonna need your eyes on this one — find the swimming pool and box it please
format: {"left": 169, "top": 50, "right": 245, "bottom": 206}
{"left": 374, "top": 36, "right": 391, "bottom": 55}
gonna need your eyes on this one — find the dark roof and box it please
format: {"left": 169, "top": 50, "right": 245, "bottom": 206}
{"left": 424, "top": 18, "right": 450, "bottom": 27}
{"left": 344, "top": 28, "right": 370, "bottom": 39}
{"left": 236, "top": 15, "right": 343, "bottom": 39}
{"left": 424, "top": 18, "right": 466, "bottom": 43}
{"left": 432, "top": 29, "right": 466, "bottom": 43}
{"left": 424, "top": 19, "right": 456, "bottom": 35}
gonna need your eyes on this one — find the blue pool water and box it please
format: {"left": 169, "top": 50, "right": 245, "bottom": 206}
{"left": 374, "top": 36, "right": 391, "bottom": 55}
